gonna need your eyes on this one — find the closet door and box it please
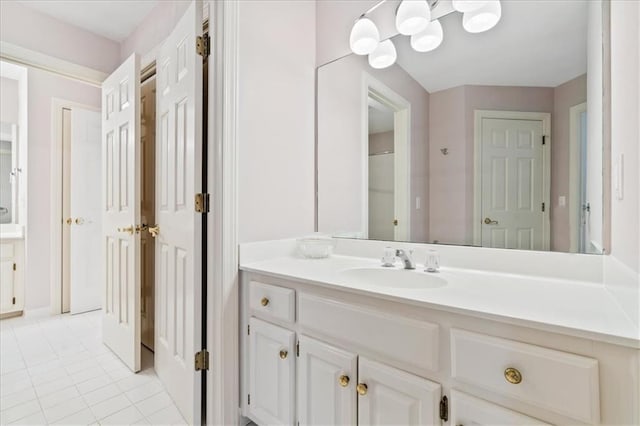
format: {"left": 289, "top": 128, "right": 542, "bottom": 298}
{"left": 358, "top": 357, "right": 441, "bottom": 426}
{"left": 101, "top": 53, "right": 141, "bottom": 372}
{"left": 153, "top": 1, "right": 203, "bottom": 423}
{"left": 298, "top": 336, "right": 357, "bottom": 426}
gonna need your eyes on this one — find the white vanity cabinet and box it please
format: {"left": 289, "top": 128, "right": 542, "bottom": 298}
{"left": 0, "top": 239, "right": 24, "bottom": 317}
{"left": 297, "top": 336, "right": 441, "bottom": 426}
{"left": 450, "top": 390, "right": 551, "bottom": 425}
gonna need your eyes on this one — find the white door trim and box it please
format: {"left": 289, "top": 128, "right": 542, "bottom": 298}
{"left": 361, "top": 73, "right": 411, "bottom": 240}
{"left": 50, "top": 98, "right": 100, "bottom": 314}
{"left": 472, "top": 110, "right": 551, "bottom": 250}
{"left": 569, "top": 102, "right": 587, "bottom": 253}
{"left": 208, "top": 0, "right": 240, "bottom": 424}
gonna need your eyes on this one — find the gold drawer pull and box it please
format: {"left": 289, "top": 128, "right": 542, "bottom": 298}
{"left": 261, "top": 297, "right": 269, "bottom": 307}
{"left": 339, "top": 375, "right": 350, "bottom": 387}
{"left": 504, "top": 367, "right": 522, "bottom": 384}
{"left": 279, "top": 350, "right": 288, "bottom": 359}
{"left": 356, "top": 383, "right": 368, "bottom": 396}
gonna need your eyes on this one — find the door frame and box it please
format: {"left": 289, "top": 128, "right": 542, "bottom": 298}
{"left": 361, "top": 73, "right": 411, "bottom": 240}
{"left": 569, "top": 102, "right": 587, "bottom": 253}
{"left": 49, "top": 99, "right": 100, "bottom": 314}
{"left": 472, "top": 110, "right": 551, "bottom": 250}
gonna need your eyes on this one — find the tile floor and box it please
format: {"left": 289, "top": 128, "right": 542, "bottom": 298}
{"left": 0, "top": 310, "right": 187, "bottom": 425}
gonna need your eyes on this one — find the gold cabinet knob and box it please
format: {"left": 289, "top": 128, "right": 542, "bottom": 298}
{"left": 148, "top": 225, "right": 159, "bottom": 237}
{"left": 66, "top": 218, "right": 72, "bottom": 225}
{"left": 504, "top": 367, "right": 522, "bottom": 384}
{"left": 117, "top": 225, "right": 135, "bottom": 235}
{"left": 74, "top": 218, "right": 84, "bottom": 225}
{"left": 338, "top": 375, "right": 350, "bottom": 387}
{"left": 279, "top": 350, "right": 288, "bottom": 359}
{"left": 356, "top": 383, "right": 368, "bottom": 396}
{"left": 260, "top": 297, "right": 269, "bottom": 307}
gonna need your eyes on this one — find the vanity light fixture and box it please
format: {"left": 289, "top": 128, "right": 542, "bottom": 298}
{"left": 350, "top": 17, "right": 381, "bottom": 55}
{"left": 350, "top": 0, "right": 502, "bottom": 69}
{"left": 411, "top": 19, "right": 443, "bottom": 52}
{"left": 369, "top": 39, "right": 397, "bottom": 69}
{"left": 395, "top": 0, "right": 431, "bottom": 36}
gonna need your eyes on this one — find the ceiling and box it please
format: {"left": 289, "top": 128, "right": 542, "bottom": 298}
{"left": 18, "top": 0, "right": 159, "bottom": 42}
{"left": 395, "top": 0, "right": 588, "bottom": 93}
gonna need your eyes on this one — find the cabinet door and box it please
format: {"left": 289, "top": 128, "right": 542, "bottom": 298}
{"left": 249, "top": 317, "right": 295, "bottom": 425}
{"left": 450, "top": 390, "right": 551, "bottom": 425}
{"left": 0, "top": 259, "right": 15, "bottom": 313}
{"left": 298, "top": 335, "right": 357, "bottom": 426}
{"left": 358, "top": 357, "right": 441, "bottom": 426}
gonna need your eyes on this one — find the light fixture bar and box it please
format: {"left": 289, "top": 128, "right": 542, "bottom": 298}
{"left": 356, "top": 0, "right": 388, "bottom": 21}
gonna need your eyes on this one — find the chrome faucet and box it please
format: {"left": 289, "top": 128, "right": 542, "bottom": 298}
{"left": 395, "top": 249, "right": 416, "bottom": 270}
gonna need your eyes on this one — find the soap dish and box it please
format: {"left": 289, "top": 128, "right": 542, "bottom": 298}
{"left": 297, "top": 234, "right": 336, "bottom": 259}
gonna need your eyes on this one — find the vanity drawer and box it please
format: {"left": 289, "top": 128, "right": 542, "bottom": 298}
{"left": 299, "top": 293, "right": 439, "bottom": 372}
{"left": 450, "top": 329, "right": 600, "bottom": 424}
{"left": 249, "top": 281, "right": 295, "bottom": 323}
{"left": 0, "top": 243, "right": 14, "bottom": 259}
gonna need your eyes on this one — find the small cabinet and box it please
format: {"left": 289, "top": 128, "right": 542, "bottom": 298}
{"left": 297, "top": 336, "right": 442, "bottom": 426}
{"left": 450, "top": 390, "right": 551, "bottom": 425}
{"left": 0, "top": 241, "right": 22, "bottom": 316}
{"left": 248, "top": 317, "right": 296, "bottom": 425}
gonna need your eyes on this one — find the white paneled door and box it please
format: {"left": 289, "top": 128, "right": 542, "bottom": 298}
{"left": 70, "top": 108, "right": 102, "bottom": 314}
{"left": 154, "top": 1, "right": 203, "bottom": 423}
{"left": 480, "top": 118, "right": 546, "bottom": 250}
{"left": 101, "top": 53, "right": 141, "bottom": 372}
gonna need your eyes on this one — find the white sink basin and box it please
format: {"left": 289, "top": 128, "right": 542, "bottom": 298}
{"left": 339, "top": 267, "right": 447, "bottom": 289}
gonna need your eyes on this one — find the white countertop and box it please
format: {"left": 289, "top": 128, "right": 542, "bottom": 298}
{"left": 240, "top": 254, "right": 640, "bottom": 349}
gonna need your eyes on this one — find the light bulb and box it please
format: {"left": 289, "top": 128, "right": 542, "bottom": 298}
{"left": 452, "top": 0, "right": 487, "bottom": 13}
{"left": 396, "top": 0, "right": 431, "bottom": 36}
{"left": 462, "top": 0, "right": 501, "bottom": 33}
{"left": 368, "top": 39, "right": 397, "bottom": 69}
{"left": 349, "top": 18, "right": 380, "bottom": 55}
{"left": 411, "top": 19, "right": 443, "bottom": 52}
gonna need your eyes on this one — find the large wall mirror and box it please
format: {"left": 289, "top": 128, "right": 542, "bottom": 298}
{"left": 317, "top": 0, "right": 609, "bottom": 254}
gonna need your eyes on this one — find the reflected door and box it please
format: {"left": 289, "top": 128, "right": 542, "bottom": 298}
{"left": 101, "top": 53, "right": 142, "bottom": 372}
{"left": 480, "top": 118, "right": 546, "bottom": 250}
{"left": 154, "top": 1, "right": 203, "bottom": 422}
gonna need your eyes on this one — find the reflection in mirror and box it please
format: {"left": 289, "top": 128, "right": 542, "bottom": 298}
{"left": 317, "top": 0, "right": 607, "bottom": 254}
{"left": 0, "top": 122, "right": 18, "bottom": 224}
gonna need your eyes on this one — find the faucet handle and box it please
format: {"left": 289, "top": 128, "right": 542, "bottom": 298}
{"left": 381, "top": 247, "right": 396, "bottom": 267}
{"left": 425, "top": 249, "right": 440, "bottom": 272}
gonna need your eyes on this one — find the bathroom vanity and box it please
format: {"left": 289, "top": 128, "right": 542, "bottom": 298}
{"left": 239, "top": 240, "right": 639, "bottom": 426}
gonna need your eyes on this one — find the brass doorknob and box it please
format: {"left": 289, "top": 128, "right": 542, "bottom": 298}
{"left": 118, "top": 225, "right": 135, "bottom": 235}
{"left": 356, "top": 383, "right": 368, "bottom": 396}
{"left": 484, "top": 217, "right": 499, "bottom": 225}
{"left": 504, "top": 367, "right": 522, "bottom": 384}
{"left": 339, "top": 375, "right": 350, "bottom": 387}
{"left": 279, "top": 350, "right": 288, "bottom": 359}
{"left": 260, "top": 297, "right": 269, "bottom": 307}
{"left": 148, "top": 225, "right": 159, "bottom": 237}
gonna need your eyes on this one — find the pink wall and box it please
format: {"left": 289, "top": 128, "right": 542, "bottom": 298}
{"left": 0, "top": 1, "right": 120, "bottom": 74}
{"left": 0, "top": 77, "right": 19, "bottom": 123}
{"left": 238, "top": 0, "right": 316, "bottom": 243}
{"left": 317, "top": 53, "right": 430, "bottom": 242}
{"left": 119, "top": 1, "right": 190, "bottom": 62}
{"left": 610, "top": 0, "right": 640, "bottom": 274}
{"left": 25, "top": 68, "right": 101, "bottom": 309}
{"left": 552, "top": 74, "right": 587, "bottom": 251}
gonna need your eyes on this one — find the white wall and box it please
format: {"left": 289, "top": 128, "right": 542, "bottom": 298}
{"left": 0, "top": 1, "right": 120, "bottom": 74}
{"left": 237, "top": 1, "right": 316, "bottom": 243}
{"left": 0, "top": 77, "right": 19, "bottom": 124}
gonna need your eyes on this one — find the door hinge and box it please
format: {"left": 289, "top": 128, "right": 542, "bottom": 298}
{"left": 194, "top": 349, "right": 209, "bottom": 371}
{"left": 296, "top": 341, "right": 300, "bottom": 357}
{"left": 247, "top": 394, "right": 251, "bottom": 405}
{"left": 542, "top": 202, "right": 546, "bottom": 212}
{"left": 12, "top": 263, "right": 16, "bottom": 271}
{"left": 196, "top": 34, "right": 210, "bottom": 58}
{"left": 12, "top": 297, "right": 16, "bottom": 305}
{"left": 247, "top": 324, "right": 250, "bottom": 335}
{"left": 439, "top": 395, "right": 448, "bottom": 421}
{"left": 195, "top": 193, "right": 210, "bottom": 213}
{"left": 542, "top": 135, "right": 547, "bottom": 145}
